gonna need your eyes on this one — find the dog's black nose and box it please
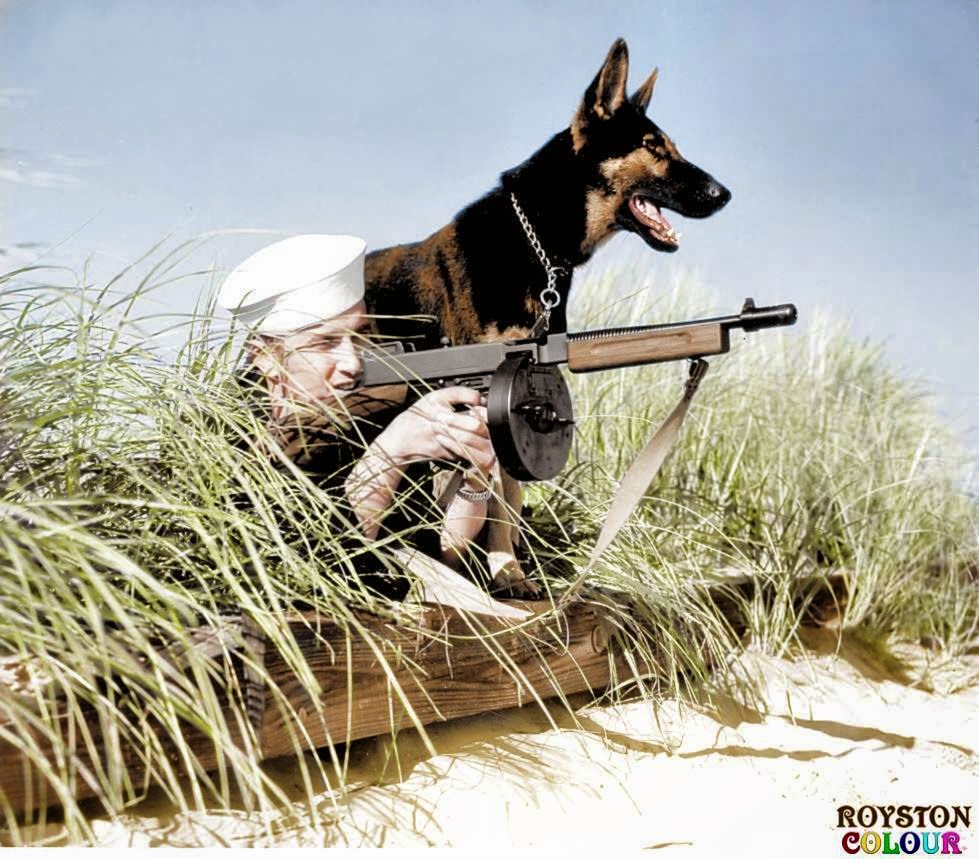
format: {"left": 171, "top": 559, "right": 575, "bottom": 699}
{"left": 706, "top": 181, "right": 731, "bottom": 207}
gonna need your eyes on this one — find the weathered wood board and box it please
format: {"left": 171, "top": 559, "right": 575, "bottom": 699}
{"left": 0, "top": 574, "right": 848, "bottom": 817}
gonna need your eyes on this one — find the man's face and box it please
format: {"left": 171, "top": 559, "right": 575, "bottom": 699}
{"left": 265, "top": 300, "right": 369, "bottom": 413}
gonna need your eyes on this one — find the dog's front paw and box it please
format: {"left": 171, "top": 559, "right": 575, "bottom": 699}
{"left": 488, "top": 552, "right": 543, "bottom": 599}
{"left": 502, "top": 577, "right": 543, "bottom": 599}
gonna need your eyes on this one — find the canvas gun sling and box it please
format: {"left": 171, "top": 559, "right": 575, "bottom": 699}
{"left": 556, "top": 357, "right": 709, "bottom": 610}
{"left": 430, "top": 359, "right": 708, "bottom": 607}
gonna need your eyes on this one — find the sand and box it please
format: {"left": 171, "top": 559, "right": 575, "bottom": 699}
{"left": 58, "top": 633, "right": 979, "bottom": 852}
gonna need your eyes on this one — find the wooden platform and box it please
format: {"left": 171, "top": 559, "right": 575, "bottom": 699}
{"left": 0, "top": 574, "right": 847, "bottom": 816}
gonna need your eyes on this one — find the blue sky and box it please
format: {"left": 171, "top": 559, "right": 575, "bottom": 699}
{"left": 1, "top": 1, "right": 977, "bottom": 456}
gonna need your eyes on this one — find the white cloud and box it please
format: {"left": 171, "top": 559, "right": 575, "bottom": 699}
{"left": 0, "top": 146, "right": 96, "bottom": 189}
{"left": 0, "top": 89, "right": 95, "bottom": 188}
{"left": 0, "top": 87, "right": 36, "bottom": 108}
{"left": 49, "top": 153, "right": 103, "bottom": 169}
{"left": 0, "top": 241, "right": 43, "bottom": 263}
{"left": 0, "top": 162, "right": 81, "bottom": 189}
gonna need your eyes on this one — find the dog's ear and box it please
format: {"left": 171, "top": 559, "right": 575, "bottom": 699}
{"left": 630, "top": 67, "right": 659, "bottom": 112}
{"left": 571, "top": 38, "right": 630, "bottom": 151}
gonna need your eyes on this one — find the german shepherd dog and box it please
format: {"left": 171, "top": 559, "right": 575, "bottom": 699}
{"left": 363, "top": 38, "right": 731, "bottom": 594}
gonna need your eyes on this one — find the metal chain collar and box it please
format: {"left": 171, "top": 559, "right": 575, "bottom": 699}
{"left": 509, "top": 192, "right": 565, "bottom": 336}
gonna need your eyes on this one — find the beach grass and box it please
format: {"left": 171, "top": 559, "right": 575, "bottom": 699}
{"left": 550, "top": 275, "right": 977, "bottom": 655}
{"left": 0, "top": 246, "right": 975, "bottom": 843}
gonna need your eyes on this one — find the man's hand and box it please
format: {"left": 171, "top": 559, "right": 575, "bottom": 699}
{"left": 375, "top": 386, "right": 496, "bottom": 475}
{"left": 346, "top": 386, "right": 496, "bottom": 541}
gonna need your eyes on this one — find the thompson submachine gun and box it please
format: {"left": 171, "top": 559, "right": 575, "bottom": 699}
{"left": 356, "top": 298, "right": 797, "bottom": 481}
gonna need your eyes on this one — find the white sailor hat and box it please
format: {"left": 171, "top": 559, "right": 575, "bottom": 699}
{"left": 217, "top": 234, "right": 367, "bottom": 335}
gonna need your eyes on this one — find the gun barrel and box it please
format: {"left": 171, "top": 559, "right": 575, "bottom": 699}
{"left": 736, "top": 301, "right": 797, "bottom": 332}
{"left": 564, "top": 299, "right": 797, "bottom": 344}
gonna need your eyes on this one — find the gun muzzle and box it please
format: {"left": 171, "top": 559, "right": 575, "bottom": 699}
{"left": 737, "top": 299, "right": 798, "bottom": 332}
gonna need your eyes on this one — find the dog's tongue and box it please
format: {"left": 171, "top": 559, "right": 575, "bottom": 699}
{"left": 633, "top": 195, "right": 674, "bottom": 233}
{"left": 630, "top": 195, "right": 680, "bottom": 245}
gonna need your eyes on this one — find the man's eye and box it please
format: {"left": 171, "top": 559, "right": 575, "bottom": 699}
{"left": 294, "top": 338, "right": 333, "bottom": 352}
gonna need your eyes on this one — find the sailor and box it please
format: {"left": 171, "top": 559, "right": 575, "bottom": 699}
{"left": 218, "top": 234, "right": 496, "bottom": 568}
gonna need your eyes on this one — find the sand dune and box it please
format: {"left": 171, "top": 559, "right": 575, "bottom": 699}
{"left": 79, "top": 631, "right": 978, "bottom": 854}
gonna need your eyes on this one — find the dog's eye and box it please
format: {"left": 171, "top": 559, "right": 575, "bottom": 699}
{"left": 642, "top": 134, "right": 659, "bottom": 151}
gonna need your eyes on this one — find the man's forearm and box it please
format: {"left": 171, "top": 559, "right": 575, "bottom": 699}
{"left": 439, "top": 473, "right": 490, "bottom": 567}
{"left": 343, "top": 443, "right": 405, "bottom": 540}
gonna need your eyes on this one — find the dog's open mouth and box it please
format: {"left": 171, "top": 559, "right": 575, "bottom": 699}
{"left": 628, "top": 194, "right": 680, "bottom": 248}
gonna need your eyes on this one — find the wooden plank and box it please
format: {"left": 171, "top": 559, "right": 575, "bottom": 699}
{"left": 258, "top": 599, "right": 622, "bottom": 758}
{"left": 0, "top": 574, "right": 848, "bottom": 816}
{"left": 0, "top": 599, "right": 618, "bottom": 816}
